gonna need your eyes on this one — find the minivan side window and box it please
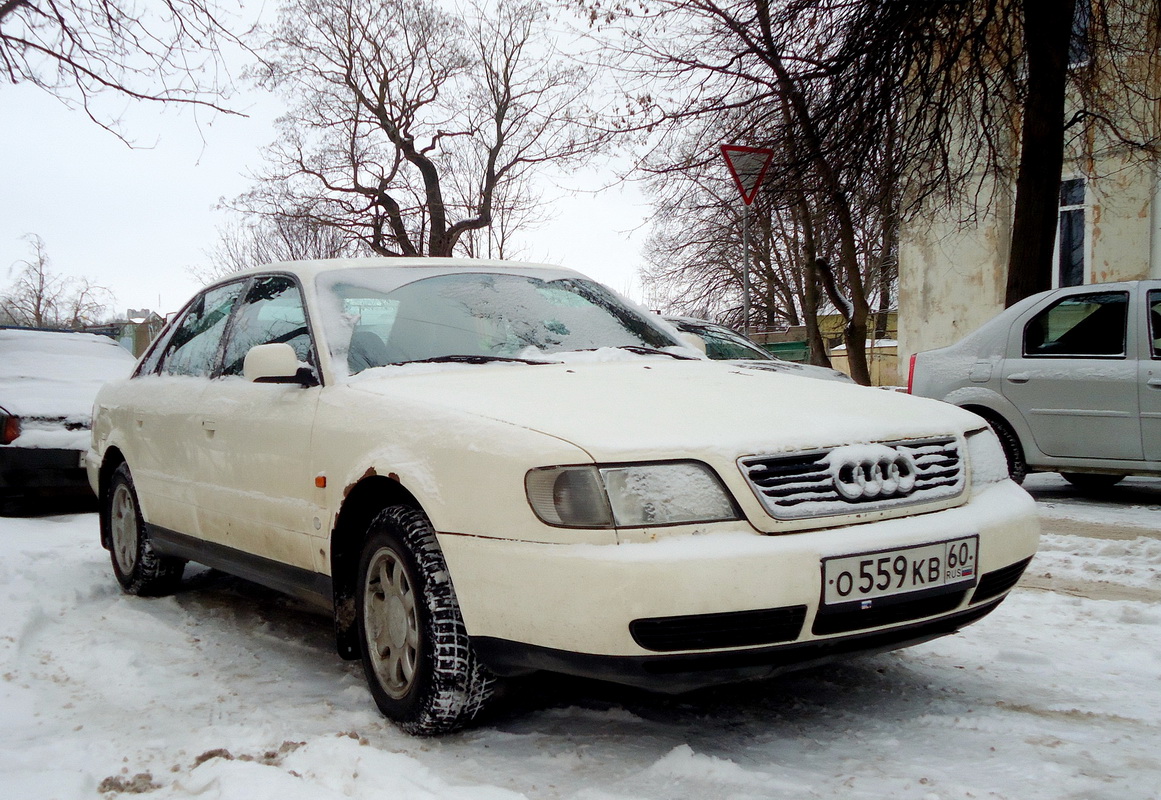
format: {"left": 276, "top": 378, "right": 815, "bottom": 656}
{"left": 220, "top": 275, "right": 317, "bottom": 377}
{"left": 153, "top": 283, "right": 246, "bottom": 377}
{"left": 1023, "top": 291, "right": 1129, "bottom": 358}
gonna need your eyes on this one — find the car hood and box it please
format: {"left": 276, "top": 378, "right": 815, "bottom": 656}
{"left": 345, "top": 359, "right": 980, "bottom": 461}
{"left": 727, "top": 359, "right": 853, "bottom": 383}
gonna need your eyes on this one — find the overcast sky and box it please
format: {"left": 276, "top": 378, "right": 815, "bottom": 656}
{"left": 0, "top": 79, "right": 651, "bottom": 319}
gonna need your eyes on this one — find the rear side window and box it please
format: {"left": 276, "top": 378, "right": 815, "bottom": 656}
{"left": 220, "top": 276, "right": 316, "bottom": 377}
{"left": 1150, "top": 290, "right": 1160, "bottom": 359}
{"left": 152, "top": 282, "right": 246, "bottom": 377}
{"left": 1023, "top": 291, "right": 1128, "bottom": 358}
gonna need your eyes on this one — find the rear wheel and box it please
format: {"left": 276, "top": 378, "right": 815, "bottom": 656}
{"left": 984, "top": 416, "right": 1026, "bottom": 485}
{"left": 356, "top": 505, "right": 495, "bottom": 735}
{"left": 1061, "top": 472, "right": 1125, "bottom": 492}
{"left": 104, "top": 463, "right": 184, "bottom": 596}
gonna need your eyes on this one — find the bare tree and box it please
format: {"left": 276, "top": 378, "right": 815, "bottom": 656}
{"left": 743, "top": 0, "right": 1161, "bottom": 305}
{"left": 191, "top": 214, "right": 366, "bottom": 285}
{"left": 582, "top": 1, "right": 905, "bottom": 383}
{"left": 1, "top": 234, "right": 112, "bottom": 327}
{"left": 581, "top": 0, "right": 1161, "bottom": 381}
{"left": 1, "top": 1, "right": 246, "bottom": 134}
{"left": 233, "top": 0, "right": 606, "bottom": 257}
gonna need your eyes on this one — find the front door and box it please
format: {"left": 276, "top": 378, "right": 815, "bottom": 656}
{"left": 1002, "top": 289, "right": 1142, "bottom": 462}
{"left": 194, "top": 275, "right": 322, "bottom": 572}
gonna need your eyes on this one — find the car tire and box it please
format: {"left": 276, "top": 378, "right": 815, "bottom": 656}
{"left": 983, "top": 416, "right": 1026, "bottom": 485}
{"left": 356, "top": 505, "right": 495, "bottom": 736}
{"left": 105, "top": 463, "right": 185, "bottom": 596}
{"left": 1061, "top": 472, "right": 1125, "bottom": 492}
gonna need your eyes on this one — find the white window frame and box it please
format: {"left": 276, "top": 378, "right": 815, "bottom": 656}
{"left": 1053, "top": 175, "right": 1089, "bottom": 289}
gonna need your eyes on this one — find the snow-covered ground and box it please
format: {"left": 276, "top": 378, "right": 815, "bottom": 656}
{"left": 2, "top": 477, "right": 1160, "bottom": 800}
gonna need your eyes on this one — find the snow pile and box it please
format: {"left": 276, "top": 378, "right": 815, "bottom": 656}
{"left": 1034, "top": 533, "right": 1161, "bottom": 590}
{"left": 2, "top": 505, "right": 1161, "bottom": 800}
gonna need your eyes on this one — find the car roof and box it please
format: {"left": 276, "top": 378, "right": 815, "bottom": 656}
{"left": 228, "top": 257, "right": 588, "bottom": 286}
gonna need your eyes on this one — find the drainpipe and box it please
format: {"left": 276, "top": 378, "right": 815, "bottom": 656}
{"left": 1151, "top": 157, "right": 1161, "bottom": 278}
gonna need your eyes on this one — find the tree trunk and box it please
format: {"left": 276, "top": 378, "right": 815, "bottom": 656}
{"left": 1005, "top": 0, "right": 1077, "bottom": 306}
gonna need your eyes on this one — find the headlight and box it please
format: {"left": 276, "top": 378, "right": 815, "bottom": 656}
{"left": 526, "top": 461, "right": 739, "bottom": 528}
{"left": 966, "top": 427, "right": 1009, "bottom": 488}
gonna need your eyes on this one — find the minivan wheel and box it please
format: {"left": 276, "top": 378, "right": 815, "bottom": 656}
{"left": 1061, "top": 472, "right": 1125, "bottom": 492}
{"left": 356, "top": 505, "right": 495, "bottom": 735}
{"left": 104, "top": 463, "right": 185, "bottom": 596}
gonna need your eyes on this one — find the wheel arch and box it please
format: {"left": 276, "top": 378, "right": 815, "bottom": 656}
{"left": 331, "top": 474, "right": 424, "bottom": 660}
{"left": 97, "top": 447, "right": 127, "bottom": 551}
{"left": 942, "top": 387, "right": 1042, "bottom": 461}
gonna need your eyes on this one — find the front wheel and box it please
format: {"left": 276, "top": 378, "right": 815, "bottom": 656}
{"left": 356, "top": 505, "right": 495, "bottom": 735}
{"left": 104, "top": 463, "right": 184, "bottom": 596}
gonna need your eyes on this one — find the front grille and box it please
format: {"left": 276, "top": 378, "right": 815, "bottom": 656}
{"left": 971, "top": 557, "right": 1033, "bottom": 604}
{"left": 630, "top": 605, "right": 807, "bottom": 652}
{"left": 739, "top": 437, "right": 965, "bottom": 521}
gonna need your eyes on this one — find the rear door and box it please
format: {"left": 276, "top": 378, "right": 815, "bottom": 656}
{"left": 129, "top": 281, "right": 247, "bottom": 535}
{"left": 1001, "top": 287, "right": 1142, "bottom": 461}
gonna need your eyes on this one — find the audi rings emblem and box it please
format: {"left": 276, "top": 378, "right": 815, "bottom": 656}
{"left": 827, "top": 444, "right": 918, "bottom": 501}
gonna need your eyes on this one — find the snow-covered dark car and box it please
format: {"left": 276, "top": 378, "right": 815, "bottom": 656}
{"left": 666, "top": 316, "right": 853, "bottom": 383}
{"left": 1, "top": 328, "right": 136, "bottom": 510}
{"left": 909, "top": 280, "right": 1161, "bottom": 488}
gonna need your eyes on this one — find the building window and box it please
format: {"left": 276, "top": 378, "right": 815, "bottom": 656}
{"left": 1057, "top": 178, "right": 1086, "bottom": 288}
{"left": 1069, "top": 1, "right": 1092, "bottom": 67}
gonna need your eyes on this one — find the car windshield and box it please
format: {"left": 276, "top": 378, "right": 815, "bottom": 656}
{"left": 317, "top": 270, "right": 683, "bottom": 375}
{"left": 681, "top": 322, "right": 773, "bottom": 361}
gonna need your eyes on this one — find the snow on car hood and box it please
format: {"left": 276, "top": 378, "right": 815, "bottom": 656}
{"left": 0, "top": 329, "right": 136, "bottom": 420}
{"left": 346, "top": 358, "right": 981, "bottom": 461}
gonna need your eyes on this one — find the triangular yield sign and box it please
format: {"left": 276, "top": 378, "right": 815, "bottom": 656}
{"left": 720, "top": 144, "right": 775, "bottom": 206}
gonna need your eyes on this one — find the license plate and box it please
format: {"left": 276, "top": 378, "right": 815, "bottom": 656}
{"left": 822, "top": 536, "right": 978, "bottom": 606}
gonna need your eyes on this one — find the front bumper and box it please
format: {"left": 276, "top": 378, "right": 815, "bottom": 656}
{"left": 437, "top": 480, "right": 1038, "bottom": 690}
{"left": 0, "top": 446, "right": 93, "bottom": 499}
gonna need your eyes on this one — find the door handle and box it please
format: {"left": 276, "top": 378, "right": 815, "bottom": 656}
{"left": 1148, "top": 379, "right": 1161, "bottom": 388}
{"left": 202, "top": 420, "right": 218, "bottom": 432}
{"left": 1006, "top": 373, "right": 1031, "bottom": 384}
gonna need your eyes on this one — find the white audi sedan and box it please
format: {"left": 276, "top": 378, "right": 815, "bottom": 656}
{"left": 88, "top": 259, "right": 1039, "bottom": 735}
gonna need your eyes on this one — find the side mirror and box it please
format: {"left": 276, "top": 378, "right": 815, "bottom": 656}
{"left": 243, "top": 343, "right": 318, "bottom": 386}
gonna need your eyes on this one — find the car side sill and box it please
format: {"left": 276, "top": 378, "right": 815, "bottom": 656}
{"left": 147, "top": 523, "right": 333, "bottom": 611}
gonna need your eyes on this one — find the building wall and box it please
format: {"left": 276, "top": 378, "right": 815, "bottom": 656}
{"left": 898, "top": 155, "right": 1160, "bottom": 381}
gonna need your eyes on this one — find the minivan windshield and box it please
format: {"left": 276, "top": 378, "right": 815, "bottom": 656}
{"left": 317, "top": 270, "right": 685, "bottom": 375}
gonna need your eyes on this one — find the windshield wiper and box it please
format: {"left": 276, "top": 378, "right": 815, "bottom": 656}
{"left": 612, "top": 345, "right": 698, "bottom": 360}
{"left": 395, "top": 355, "right": 552, "bottom": 366}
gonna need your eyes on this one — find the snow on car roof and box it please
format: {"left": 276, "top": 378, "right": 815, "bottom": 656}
{"left": 228, "top": 257, "right": 586, "bottom": 285}
{"left": 0, "top": 328, "right": 136, "bottom": 419}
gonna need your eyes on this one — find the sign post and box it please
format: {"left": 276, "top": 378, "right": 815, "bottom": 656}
{"left": 720, "top": 145, "right": 775, "bottom": 336}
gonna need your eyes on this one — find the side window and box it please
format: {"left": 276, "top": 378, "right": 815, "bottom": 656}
{"left": 1149, "top": 290, "right": 1160, "bottom": 359}
{"left": 155, "top": 283, "right": 245, "bottom": 377}
{"left": 1023, "top": 291, "right": 1128, "bottom": 358}
{"left": 221, "top": 275, "right": 316, "bottom": 377}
